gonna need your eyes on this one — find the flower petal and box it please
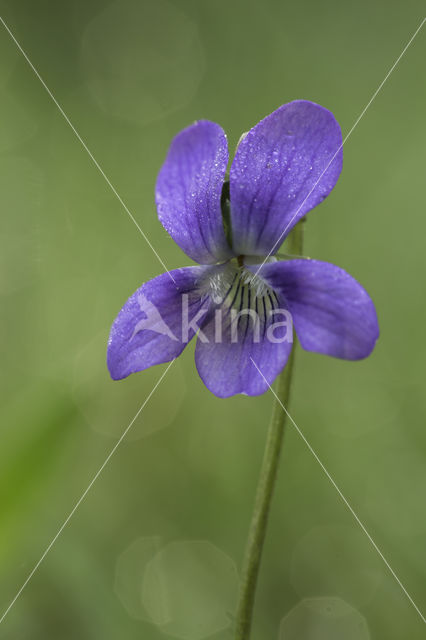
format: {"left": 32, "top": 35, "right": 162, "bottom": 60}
{"left": 230, "top": 101, "right": 343, "bottom": 256}
{"left": 252, "top": 259, "right": 379, "bottom": 360}
{"left": 107, "top": 267, "right": 210, "bottom": 380}
{"left": 195, "top": 297, "right": 293, "bottom": 397}
{"left": 156, "top": 121, "right": 233, "bottom": 264}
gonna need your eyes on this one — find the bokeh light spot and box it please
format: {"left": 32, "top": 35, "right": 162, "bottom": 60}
{"left": 290, "top": 525, "right": 382, "bottom": 607}
{"left": 279, "top": 596, "right": 370, "bottom": 640}
{"left": 114, "top": 536, "right": 162, "bottom": 620}
{"left": 365, "top": 450, "right": 426, "bottom": 536}
{"left": 142, "top": 540, "right": 239, "bottom": 639}
{"left": 73, "top": 331, "right": 187, "bottom": 440}
{"left": 81, "top": 0, "right": 205, "bottom": 125}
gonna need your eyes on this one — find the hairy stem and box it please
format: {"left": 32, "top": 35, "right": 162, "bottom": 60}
{"left": 234, "top": 220, "right": 304, "bottom": 640}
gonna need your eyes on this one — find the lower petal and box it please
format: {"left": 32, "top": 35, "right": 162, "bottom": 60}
{"left": 108, "top": 266, "right": 210, "bottom": 380}
{"left": 252, "top": 259, "right": 379, "bottom": 360}
{"left": 195, "top": 292, "right": 293, "bottom": 397}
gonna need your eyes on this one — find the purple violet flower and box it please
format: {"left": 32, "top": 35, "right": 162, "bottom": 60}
{"left": 107, "top": 100, "right": 379, "bottom": 398}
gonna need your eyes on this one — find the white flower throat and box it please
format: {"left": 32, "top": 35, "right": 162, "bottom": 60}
{"left": 199, "top": 257, "right": 280, "bottom": 328}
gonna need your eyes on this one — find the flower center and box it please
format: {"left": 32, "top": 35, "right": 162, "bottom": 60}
{"left": 199, "top": 259, "right": 280, "bottom": 332}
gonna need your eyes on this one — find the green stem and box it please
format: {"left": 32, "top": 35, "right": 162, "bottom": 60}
{"left": 234, "top": 220, "right": 304, "bottom": 640}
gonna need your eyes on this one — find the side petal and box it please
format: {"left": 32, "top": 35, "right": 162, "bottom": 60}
{"left": 230, "top": 101, "right": 343, "bottom": 256}
{"left": 195, "top": 299, "right": 293, "bottom": 397}
{"left": 156, "top": 121, "right": 233, "bottom": 264}
{"left": 253, "top": 259, "right": 379, "bottom": 360}
{"left": 107, "top": 267, "right": 210, "bottom": 380}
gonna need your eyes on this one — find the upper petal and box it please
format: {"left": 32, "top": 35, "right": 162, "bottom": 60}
{"left": 156, "top": 121, "right": 233, "bottom": 264}
{"left": 252, "top": 259, "right": 379, "bottom": 360}
{"left": 230, "top": 101, "right": 343, "bottom": 256}
{"left": 107, "top": 266, "right": 210, "bottom": 380}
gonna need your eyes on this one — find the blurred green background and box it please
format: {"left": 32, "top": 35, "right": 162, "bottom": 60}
{"left": 0, "top": 0, "right": 425, "bottom": 638}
